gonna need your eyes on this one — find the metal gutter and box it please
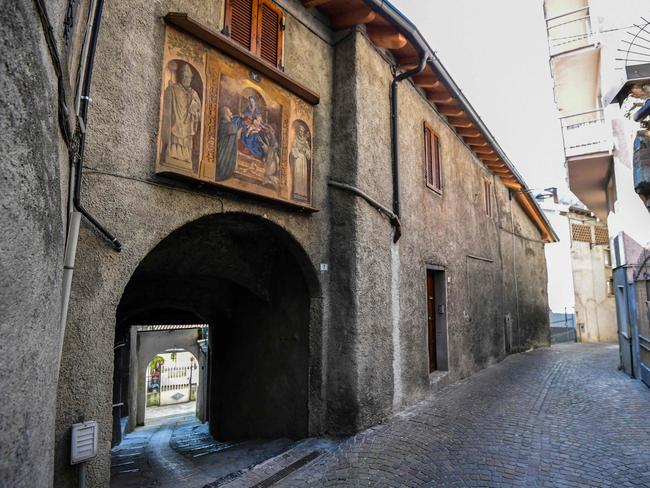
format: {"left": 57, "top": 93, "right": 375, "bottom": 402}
{"left": 361, "top": 0, "right": 559, "bottom": 242}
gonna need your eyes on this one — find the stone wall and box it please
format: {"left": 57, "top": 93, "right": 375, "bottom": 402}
{"left": 336, "top": 30, "right": 551, "bottom": 415}
{"left": 53, "top": 1, "right": 335, "bottom": 485}
{"left": 49, "top": 3, "right": 551, "bottom": 486}
{"left": 0, "top": 1, "right": 68, "bottom": 487}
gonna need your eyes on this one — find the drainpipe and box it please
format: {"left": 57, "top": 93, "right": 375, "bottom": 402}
{"left": 390, "top": 55, "right": 428, "bottom": 242}
{"left": 60, "top": 0, "right": 120, "bottom": 357}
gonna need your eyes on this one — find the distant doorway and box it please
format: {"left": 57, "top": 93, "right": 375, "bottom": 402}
{"left": 145, "top": 348, "right": 201, "bottom": 422}
{"left": 426, "top": 268, "right": 448, "bottom": 373}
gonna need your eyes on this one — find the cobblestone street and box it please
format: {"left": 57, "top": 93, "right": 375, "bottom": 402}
{"left": 277, "top": 343, "right": 650, "bottom": 487}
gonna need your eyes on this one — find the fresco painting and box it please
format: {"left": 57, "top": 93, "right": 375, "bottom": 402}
{"left": 156, "top": 26, "right": 314, "bottom": 209}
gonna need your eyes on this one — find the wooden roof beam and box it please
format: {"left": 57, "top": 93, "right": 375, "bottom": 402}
{"left": 427, "top": 92, "right": 454, "bottom": 104}
{"left": 302, "top": 0, "right": 331, "bottom": 7}
{"left": 438, "top": 107, "right": 464, "bottom": 117}
{"left": 366, "top": 25, "right": 408, "bottom": 50}
{"left": 480, "top": 155, "right": 501, "bottom": 162}
{"left": 331, "top": 6, "right": 377, "bottom": 30}
{"left": 484, "top": 161, "right": 505, "bottom": 169}
{"left": 398, "top": 56, "right": 422, "bottom": 70}
{"left": 412, "top": 73, "right": 441, "bottom": 89}
{"left": 464, "top": 136, "right": 488, "bottom": 146}
{"left": 447, "top": 117, "right": 473, "bottom": 128}
{"left": 474, "top": 148, "right": 495, "bottom": 155}
{"left": 457, "top": 128, "right": 481, "bottom": 138}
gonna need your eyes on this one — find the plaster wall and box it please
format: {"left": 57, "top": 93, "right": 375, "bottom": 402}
{"left": 330, "top": 30, "right": 551, "bottom": 416}
{"left": 50, "top": 5, "right": 552, "bottom": 487}
{"left": 53, "top": 0, "right": 334, "bottom": 486}
{"left": 542, "top": 206, "right": 577, "bottom": 315}
{"left": 571, "top": 241, "right": 618, "bottom": 342}
{"left": 0, "top": 1, "right": 69, "bottom": 487}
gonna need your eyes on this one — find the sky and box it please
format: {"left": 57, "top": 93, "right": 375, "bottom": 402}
{"left": 390, "top": 0, "right": 570, "bottom": 198}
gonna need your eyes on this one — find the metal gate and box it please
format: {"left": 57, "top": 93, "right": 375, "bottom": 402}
{"left": 146, "top": 364, "right": 197, "bottom": 407}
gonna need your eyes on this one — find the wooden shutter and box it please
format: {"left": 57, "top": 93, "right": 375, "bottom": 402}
{"left": 228, "top": 0, "right": 255, "bottom": 51}
{"left": 484, "top": 179, "right": 492, "bottom": 216}
{"left": 424, "top": 122, "right": 441, "bottom": 193}
{"left": 258, "top": 0, "right": 284, "bottom": 67}
{"left": 424, "top": 124, "right": 434, "bottom": 188}
{"left": 432, "top": 133, "right": 441, "bottom": 191}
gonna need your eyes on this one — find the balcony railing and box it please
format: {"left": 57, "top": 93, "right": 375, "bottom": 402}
{"left": 560, "top": 109, "right": 612, "bottom": 158}
{"left": 546, "top": 6, "right": 594, "bottom": 56}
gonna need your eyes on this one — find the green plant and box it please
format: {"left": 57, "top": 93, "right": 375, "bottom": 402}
{"left": 149, "top": 355, "right": 165, "bottom": 372}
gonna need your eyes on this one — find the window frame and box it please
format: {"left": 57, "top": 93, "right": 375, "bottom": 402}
{"left": 224, "top": 0, "right": 285, "bottom": 69}
{"left": 423, "top": 122, "right": 442, "bottom": 194}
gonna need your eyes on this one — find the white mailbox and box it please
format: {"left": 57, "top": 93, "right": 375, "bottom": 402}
{"left": 70, "top": 421, "right": 98, "bottom": 465}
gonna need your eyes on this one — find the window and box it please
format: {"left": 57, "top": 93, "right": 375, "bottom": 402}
{"left": 606, "top": 278, "right": 614, "bottom": 296}
{"left": 571, "top": 223, "right": 592, "bottom": 243}
{"left": 594, "top": 226, "right": 609, "bottom": 245}
{"left": 483, "top": 179, "right": 492, "bottom": 217}
{"left": 225, "top": 0, "right": 285, "bottom": 68}
{"left": 424, "top": 122, "right": 442, "bottom": 193}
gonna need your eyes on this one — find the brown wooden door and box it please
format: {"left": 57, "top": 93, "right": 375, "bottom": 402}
{"left": 427, "top": 270, "right": 437, "bottom": 372}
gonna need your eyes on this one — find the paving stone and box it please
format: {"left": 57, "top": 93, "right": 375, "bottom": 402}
{"left": 276, "top": 343, "right": 650, "bottom": 487}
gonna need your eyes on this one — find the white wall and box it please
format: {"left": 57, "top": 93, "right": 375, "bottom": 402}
{"left": 543, "top": 202, "right": 577, "bottom": 314}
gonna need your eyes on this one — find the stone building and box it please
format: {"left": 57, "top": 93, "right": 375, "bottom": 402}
{"left": 1, "top": 0, "right": 556, "bottom": 486}
{"left": 542, "top": 201, "right": 616, "bottom": 343}
{"left": 565, "top": 206, "right": 616, "bottom": 342}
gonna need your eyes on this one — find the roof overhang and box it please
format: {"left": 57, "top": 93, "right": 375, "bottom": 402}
{"left": 303, "top": 0, "right": 558, "bottom": 242}
{"left": 566, "top": 151, "right": 613, "bottom": 220}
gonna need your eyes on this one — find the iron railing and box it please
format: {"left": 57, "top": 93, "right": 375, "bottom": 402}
{"left": 546, "top": 6, "right": 594, "bottom": 56}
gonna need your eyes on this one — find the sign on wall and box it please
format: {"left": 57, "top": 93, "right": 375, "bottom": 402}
{"left": 156, "top": 26, "right": 315, "bottom": 209}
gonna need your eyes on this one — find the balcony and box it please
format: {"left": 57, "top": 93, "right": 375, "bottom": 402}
{"left": 560, "top": 109, "right": 612, "bottom": 158}
{"left": 546, "top": 6, "right": 594, "bottom": 57}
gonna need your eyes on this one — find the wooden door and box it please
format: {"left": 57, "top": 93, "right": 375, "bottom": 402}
{"left": 427, "top": 270, "right": 437, "bottom": 372}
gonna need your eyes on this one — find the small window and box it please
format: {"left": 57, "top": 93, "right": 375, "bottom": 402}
{"left": 225, "top": 0, "right": 285, "bottom": 68}
{"left": 424, "top": 122, "right": 442, "bottom": 193}
{"left": 483, "top": 179, "right": 492, "bottom": 217}
{"left": 606, "top": 278, "right": 614, "bottom": 296}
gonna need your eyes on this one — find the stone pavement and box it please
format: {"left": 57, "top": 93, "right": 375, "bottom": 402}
{"left": 278, "top": 343, "right": 650, "bottom": 487}
{"left": 111, "top": 344, "right": 650, "bottom": 487}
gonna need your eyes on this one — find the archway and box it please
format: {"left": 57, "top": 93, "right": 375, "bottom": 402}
{"left": 112, "top": 212, "right": 320, "bottom": 446}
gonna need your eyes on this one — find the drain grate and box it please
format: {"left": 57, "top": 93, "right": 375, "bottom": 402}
{"left": 251, "top": 451, "right": 321, "bottom": 488}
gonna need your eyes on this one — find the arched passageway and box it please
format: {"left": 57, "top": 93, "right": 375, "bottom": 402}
{"left": 112, "top": 213, "right": 320, "bottom": 446}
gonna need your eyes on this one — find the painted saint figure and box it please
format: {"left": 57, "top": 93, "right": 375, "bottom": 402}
{"left": 290, "top": 123, "right": 311, "bottom": 201}
{"left": 215, "top": 107, "right": 240, "bottom": 181}
{"left": 161, "top": 61, "right": 202, "bottom": 168}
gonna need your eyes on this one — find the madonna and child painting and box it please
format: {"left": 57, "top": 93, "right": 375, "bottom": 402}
{"left": 156, "top": 26, "right": 314, "bottom": 208}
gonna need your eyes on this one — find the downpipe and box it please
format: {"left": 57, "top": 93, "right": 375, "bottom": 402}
{"left": 390, "top": 55, "right": 429, "bottom": 242}
{"left": 60, "top": 0, "right": 120, "bottom": 356}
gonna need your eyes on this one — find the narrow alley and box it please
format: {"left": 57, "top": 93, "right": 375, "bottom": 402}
{"left": 113, "top": 343, "right": 650, "bottom": 487}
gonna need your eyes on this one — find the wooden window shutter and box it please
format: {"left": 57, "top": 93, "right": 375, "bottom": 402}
{"left": 258, "top": 0, "right": 284, "bottom": 67}
{"left": 424, "top": 122, "right": 441, "bottom": 193}
{"left": 424, "top": 124, "right": 434, "bottom": 188}
{"left": 227, "top": 0, "right": 255, "bottom": 51}
{"left": 484, "top": 179, "right": 492, "bottom": 216}
{"left": 432, "top": 133, "right": 441, "bottom": 191}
